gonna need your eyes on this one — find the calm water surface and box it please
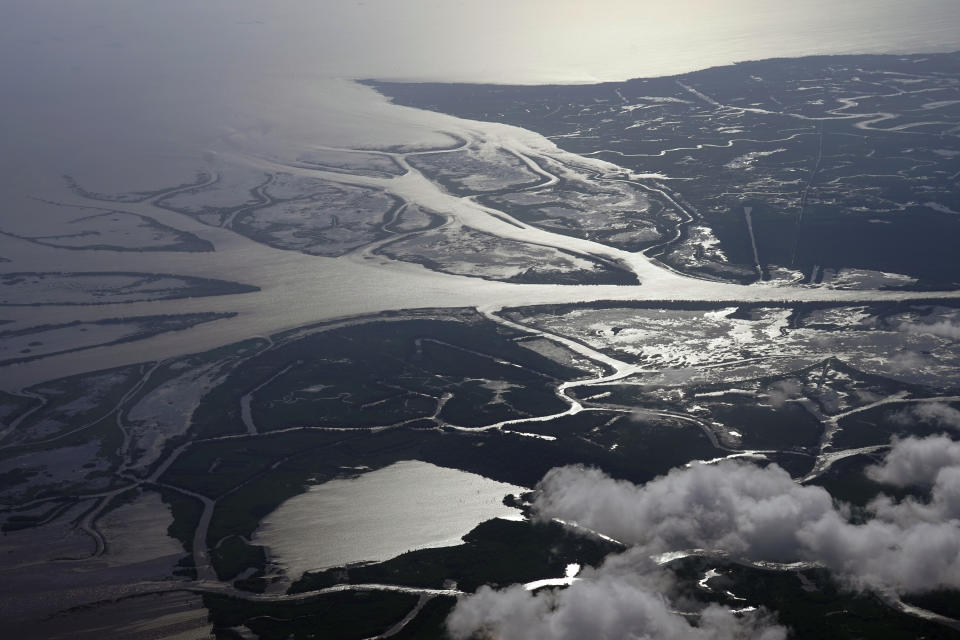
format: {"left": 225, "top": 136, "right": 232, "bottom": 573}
{"left": 252, "top": 460, "right": 525, "bottom": 580}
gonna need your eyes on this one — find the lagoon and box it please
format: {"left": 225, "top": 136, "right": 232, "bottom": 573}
{"left": 252, "top": 460, "right": 525, "bottom": 581}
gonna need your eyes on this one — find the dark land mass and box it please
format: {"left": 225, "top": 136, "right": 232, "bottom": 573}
{"left": 370, "top": 52, "right": 960, "bottom": 287}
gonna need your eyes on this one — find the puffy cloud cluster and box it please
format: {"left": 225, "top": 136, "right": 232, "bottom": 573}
{"left": 447, "top": 555, "right": 787, "bottom": 640}
{"left": 859, "top": 437, "right": 960, "bottom": 571}
{"left": 534, "top": 462, "right": 833, "bottom": 562}
{"left": 802, "top": 433, "right": 960, "bottom": 592}
{"left": 532, "top": 456, "right": 960, "bottom": 595}
{"left": 866, "top": 434, "right": 960, "bottom": 487}
{"left": 798, "top": 507, "right": 960, "bottom": 593}
{"left": 448, "top": 436, "right": 960, "bottom": 639}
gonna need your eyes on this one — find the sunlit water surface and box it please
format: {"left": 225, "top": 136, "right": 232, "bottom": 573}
{"left": 252, "top": 460, "right": 525, "bottom": 580}
{"left": 2, "top": 0, "right": 960, "bottom": 386}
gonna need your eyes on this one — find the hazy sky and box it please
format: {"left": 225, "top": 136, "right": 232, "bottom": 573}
{"left": 5, "top": 1, "right": 959, "bottom": 83}
{"left": 2, "top": 0, "right": 959, "bottom": 195}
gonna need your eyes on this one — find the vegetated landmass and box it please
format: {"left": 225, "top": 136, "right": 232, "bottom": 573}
{"left": 4, "top": 297, "right": 960, "bottom": 637}
{"left": 372, "top": 52, "right": 960, "bottom": 287}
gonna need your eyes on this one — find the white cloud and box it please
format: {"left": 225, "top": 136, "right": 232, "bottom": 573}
{"left": 799, "top": 510, "right": 960, "bottom": 593}
{"left": 530, "top": 457, "right": 960, "bottom": 595}
{"left": 447, "top": 554, "right": 787, "bottom": 640}
{"left": 448, "top": 437, "right": 960, "bottom": 639}
{"left": 866, "top": 435, "right": 960, "bottom": 487}
{"left": 534, "top": 462, "right": 834, "bottom": 562}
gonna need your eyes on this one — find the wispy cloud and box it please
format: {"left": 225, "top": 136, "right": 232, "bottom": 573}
{"left": 887, "top": 349, "right": 932, "bottom": 374}
{"left": 900, "top": 319, "right": 960, "bottom": 340}
{"left": 765, "top": 378, "right": 803, "bottom": 409}
{"left": 891, "top": 403, "right": 960, "bottom": 431}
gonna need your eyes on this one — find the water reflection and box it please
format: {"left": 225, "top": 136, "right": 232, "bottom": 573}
{"left": 252, "top": 460, "right": 525, "bottom": 580}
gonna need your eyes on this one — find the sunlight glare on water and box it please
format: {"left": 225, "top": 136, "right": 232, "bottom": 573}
{"left": 252, "top": 460, "right": 525, "bottom": 581}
